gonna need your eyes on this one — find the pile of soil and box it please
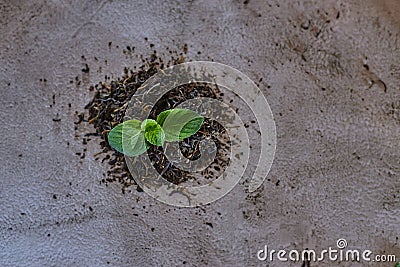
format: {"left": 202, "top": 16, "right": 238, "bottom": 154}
{"left": 77, "top": 49, "right": 230, "bottom": 192}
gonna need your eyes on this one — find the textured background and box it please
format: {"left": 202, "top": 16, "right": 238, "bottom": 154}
{"left": 1, "top": 0, "right": 399, "bottom": 266}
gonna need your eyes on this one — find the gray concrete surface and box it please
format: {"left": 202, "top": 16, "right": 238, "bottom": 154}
{"left": 1, "top": 0, "right": 400, "bottom": 266}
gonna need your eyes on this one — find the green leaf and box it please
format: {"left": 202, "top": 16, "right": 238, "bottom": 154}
{"left": 141, "top": 119, "right": 165, "bottom": 146}
{"left": 157, "top": 108, "right": 204, "bottom": 141}
{"left": 156, "top": 109, "right": 172, "bottom": 126}
{"left": 395, "top": 262, "right": 400, "bottom": 267}
{"left": 108, "top": 120, "right": 148, "bottom": 157}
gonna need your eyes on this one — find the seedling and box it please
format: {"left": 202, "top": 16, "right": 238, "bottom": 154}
{"left": 108, "top": 108, "right": 204, "bottom": 157}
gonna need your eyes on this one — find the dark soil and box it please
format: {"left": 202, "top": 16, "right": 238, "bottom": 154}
{"left": 77, "top": 49, "right": 230, "bottom": 192}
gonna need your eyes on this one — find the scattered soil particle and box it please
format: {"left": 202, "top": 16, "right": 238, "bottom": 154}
{"left": 82, "top": 64, "right": 90, "bottom": 73}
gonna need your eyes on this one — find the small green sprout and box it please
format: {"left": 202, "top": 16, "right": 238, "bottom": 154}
{"left": 108, "top": 108, "right": 204, "bottom": 157}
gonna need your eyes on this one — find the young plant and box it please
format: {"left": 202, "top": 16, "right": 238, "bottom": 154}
{"left": 108, "top": 108, "right": 204, "bottom": 157}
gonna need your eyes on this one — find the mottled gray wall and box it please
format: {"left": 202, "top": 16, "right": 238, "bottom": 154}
{"left": 0, "top": 0, "right": 399, "bottom": 266}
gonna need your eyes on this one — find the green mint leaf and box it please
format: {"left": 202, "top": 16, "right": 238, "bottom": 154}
{"left": 108, "top": 120, "right": 148, "bottom": 156}
{"left": 157, "top": 108, "right": 204, "bottom": 141}
{"left": 141, "top": 119, "right": 165, "bottom": 146}
{"left": 179, "top": 116, "right": 204, "bottom": 139}
{"left": 156, "top": 109, "right": 172, "bottom": 126}
{"left": 395, "top": 262, "right": 400, "bottom": 267}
